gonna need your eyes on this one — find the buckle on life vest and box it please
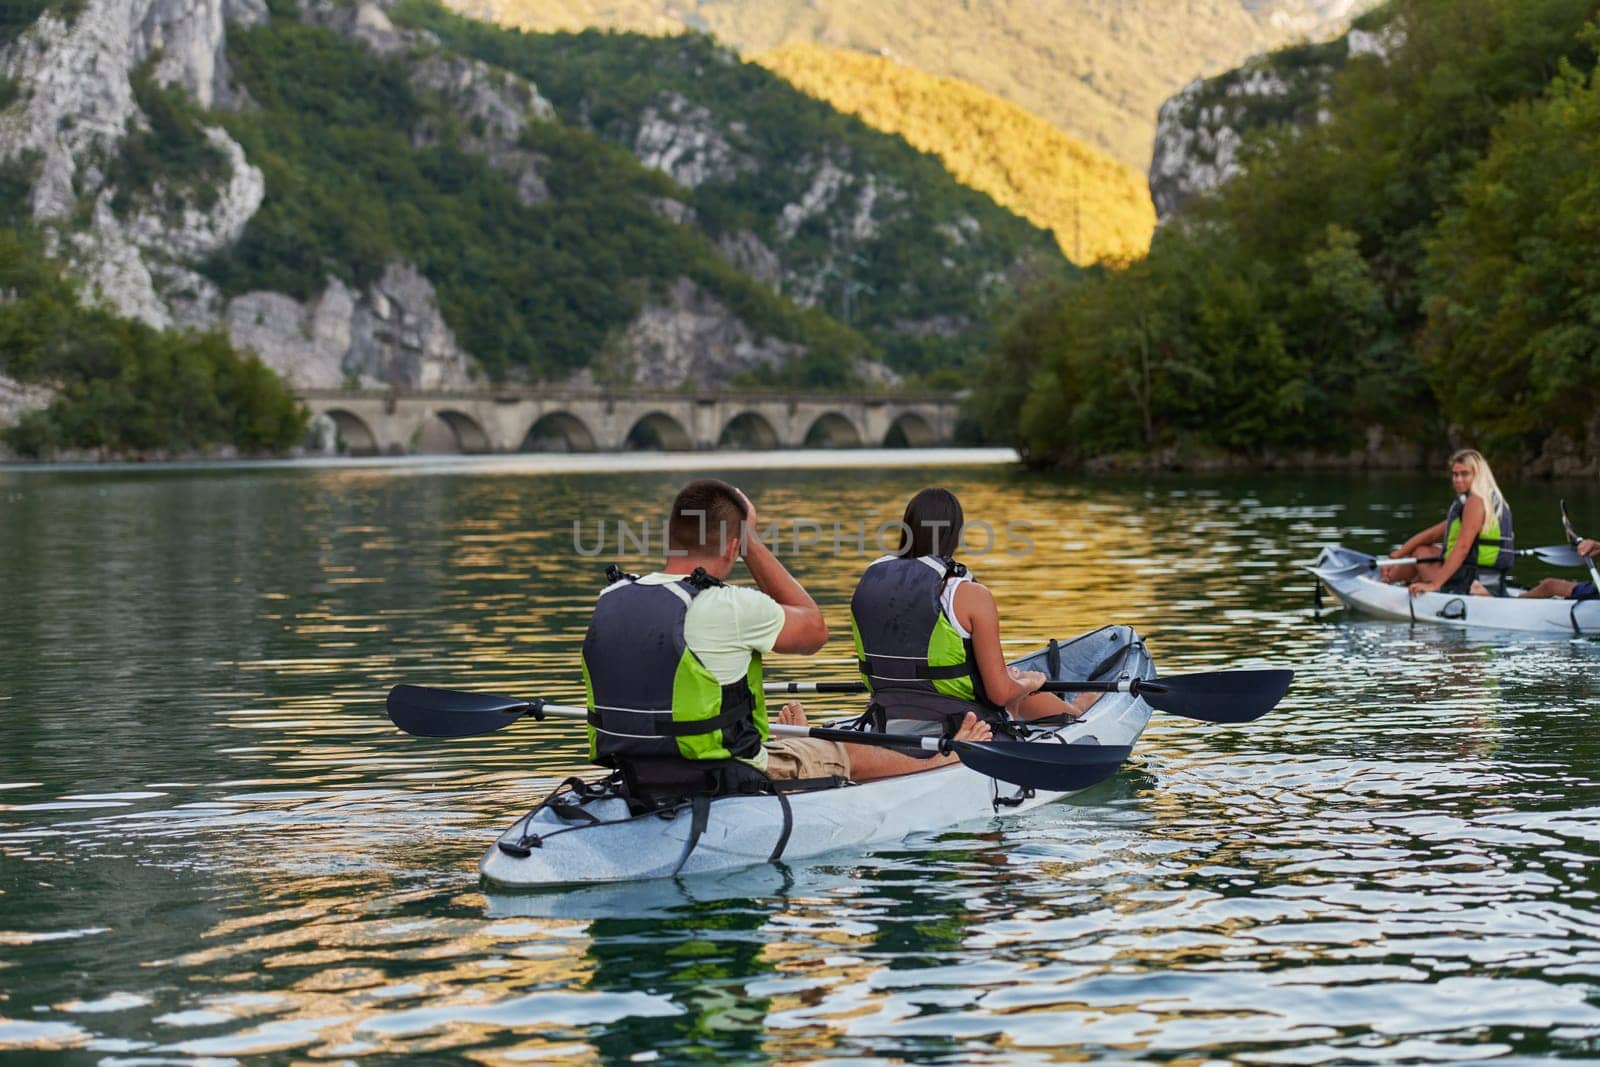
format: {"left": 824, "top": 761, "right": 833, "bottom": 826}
{"left": 604, "top": 563, "right": 640, "bottom": 585}
{"left": 687, "top": 566, "right": 724, "bottom": 590}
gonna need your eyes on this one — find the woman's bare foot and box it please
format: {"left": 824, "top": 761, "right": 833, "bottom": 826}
{"left": 777, "top": 700, "right": 809, "bottom": 727}
{"left": 951, "top": 711, "right": 993, "bottom": 743}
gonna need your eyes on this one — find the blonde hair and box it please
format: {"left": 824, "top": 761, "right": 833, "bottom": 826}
{"left": 1449, "top": 448, "right": 1507, "bottom": 515}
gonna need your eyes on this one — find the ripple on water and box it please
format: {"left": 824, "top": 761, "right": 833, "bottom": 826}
{"left": 0, "top": 465, "right": 1597, "bottom": 1061}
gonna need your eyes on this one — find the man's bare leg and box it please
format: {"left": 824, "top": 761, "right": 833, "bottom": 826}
{"left": 777, "top": 703, "right": 993, "bottom": 782}
{"left": 1522, "top": 578, "right": 1577, "bottom": 600}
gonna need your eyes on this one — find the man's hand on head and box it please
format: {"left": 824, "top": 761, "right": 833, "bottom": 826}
{"left": 734, "top": 487, "right": 762, "bottom": 552}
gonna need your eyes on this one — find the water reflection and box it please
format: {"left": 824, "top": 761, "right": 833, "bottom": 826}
{"left": 0, "top": 462, "right": 1597, "bottom": 1059}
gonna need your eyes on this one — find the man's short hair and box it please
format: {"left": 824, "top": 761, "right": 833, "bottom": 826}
{"left": 668, "top": 478, "right": 746, "bottom": 553}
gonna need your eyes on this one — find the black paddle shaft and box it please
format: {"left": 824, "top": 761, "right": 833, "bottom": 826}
{"left": 386, "top": 685, "right": 1133, "bottom": 792}
{"left": 769, "top": 669, "right": 1294, "bottom": 724}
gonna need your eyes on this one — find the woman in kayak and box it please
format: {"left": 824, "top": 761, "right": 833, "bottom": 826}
{"left": 1383, "top": 449, "right": 1515, "bottom": 597}
{"left": 1520, "top": 537, "right": 1599, "bottom": 600}
{"left": 846, "top": 486, "right": 1096, "bottom": 739}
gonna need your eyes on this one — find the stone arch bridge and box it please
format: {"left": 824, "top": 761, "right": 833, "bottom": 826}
{"left": 298, "top": 388, "right": 962, "bottom": 455}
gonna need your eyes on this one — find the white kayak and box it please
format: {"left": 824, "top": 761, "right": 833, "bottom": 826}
{"left": 1306, "top": 545, "right": 1600, "bottom": 635}
{"left": 480, "top": 625, "right": 1155, "bottom": 887}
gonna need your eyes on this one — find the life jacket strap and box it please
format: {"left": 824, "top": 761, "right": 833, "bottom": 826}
{"left": 857, "top": 656, "right": 972, "bottom": 681}
{"left": 586, "top": 698, "right": 755, "bottom": 739}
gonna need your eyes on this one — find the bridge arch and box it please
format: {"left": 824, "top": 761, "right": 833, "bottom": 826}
{"left": 521, "top": 411, "right": 598, "bottom": 452}
{"left": 320, "top": 409, "right": 379, "bottom": 456}
{"left": 883, "top": 411, "right": 937, "bottom": 448}
{"left": 718, "top": 411, "right": 780, "bottom": 450}
{"left": 803, "top": 412, "right": 863, "bottom": 449}
{"left": 625, "top": 411, "right": 693, "bottom": 451}
{"left": 412, "top": 409, "right": 491, "bottom": 454}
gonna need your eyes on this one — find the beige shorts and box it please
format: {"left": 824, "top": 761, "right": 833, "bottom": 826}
{"left": 764, "top": 737, "right": 850, "bottom": 781}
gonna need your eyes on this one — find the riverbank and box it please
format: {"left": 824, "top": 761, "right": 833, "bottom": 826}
{"left": 1057, "top": 429, "right": 1600, "bottom": 479}
{"left": 0, "top": 446, "right": 1023, "bottom": 478}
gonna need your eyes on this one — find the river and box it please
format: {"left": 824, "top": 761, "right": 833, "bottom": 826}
{"left": 1, "top": 454, "right": 1597, "bottom": 1062}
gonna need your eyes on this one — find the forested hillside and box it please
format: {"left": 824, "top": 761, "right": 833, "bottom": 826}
{"left": 754, "top": 44, "right": 1156, "bottom": 266}
{"left": 976, "top": 0, "right": 1600, "bottom": 475}
{"left": 454, "top": 0, "right": 1376, "bottom": 170}
{"left": 390, "top": 0, "right": 1067, "bottom": 380}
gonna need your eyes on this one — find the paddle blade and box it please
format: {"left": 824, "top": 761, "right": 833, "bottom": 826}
{"left": 1528, "top": 543, "right": 1585, "bottom": 569}
{"left": 387, "top": 684, "right": 534, "bottom": 738}
{"left": 1141, "top": 669, "right": 1293, "bottom": 724}
{"left": 951, "top": 740, "right": 1131, "bottom": 792}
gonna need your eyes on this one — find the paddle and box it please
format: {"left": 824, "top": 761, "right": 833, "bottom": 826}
{"left": 1561, "top": 499, "right": 1600, "bottom": 588}
{"left": 385, "top": 684, "right": 1131, "bottom": 793}
{"left": 765, "top": 668, "right": 1293, "bottom": 725}
{"left": 1373, "top": 545, "right": 1586, "bottom": 568}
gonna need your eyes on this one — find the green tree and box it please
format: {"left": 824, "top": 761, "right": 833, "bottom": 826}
{"left": 1424, "top": 45, "right": 1600, "bottom": 449}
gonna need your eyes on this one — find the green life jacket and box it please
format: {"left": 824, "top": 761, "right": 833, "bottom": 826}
{"left": 849, "top": 554, "right": 996, "bottom": 729}
{"left": 1444, "top": 493, "right": 1515, "bottom": 572}
{"left": 583, "top": 570, "right": 767, "bottom": 767}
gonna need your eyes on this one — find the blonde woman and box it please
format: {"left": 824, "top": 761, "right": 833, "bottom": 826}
{"left": 1384, "top": 449, "right": 1515, "bottom": 597}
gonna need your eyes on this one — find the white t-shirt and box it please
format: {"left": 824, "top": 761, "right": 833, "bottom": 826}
{"left": 634, "top": 573, "right": 786, "bottom": 681}
{"left": 633, "top": 573, "right": 786, "bottom": 770}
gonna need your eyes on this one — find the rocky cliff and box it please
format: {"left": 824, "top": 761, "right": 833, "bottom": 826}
{"left": 1148, "top": 8, "right": 1401, "bottom": 219}
{"left": 0, "top": 0, "right": 482, "bottom": 388}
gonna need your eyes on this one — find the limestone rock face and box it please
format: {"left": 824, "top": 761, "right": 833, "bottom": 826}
{"left": 411, "top": 52, "right": 556, "bottom": 205}
{"left": 2, "top": 0, "right": 265, "bottom": 329}
{"left": 0, "top": 0, "right": 258, "bottom": 221}
{"left": 624, "top": 277, "right": 798, "bottom": 389}
{"left": 299, "top": 0, "right": 409, "bottom": 55}
{"left": 634, "top": 92, "right": 752, "bottom": 188}
{"left": 0, "top": 374, "right": 56, "bottom": 427}
{"left": 1245, "top": 0, "right": 1365, "bottom": 37}
{"left": 1149, "top": 39, "right": 1350, "bottom": 220}
{"left": 716, "top": 230, "right": 782, "bottom": 290}
{"left": 226, "top": 264, "right": 475, "bottom": 390}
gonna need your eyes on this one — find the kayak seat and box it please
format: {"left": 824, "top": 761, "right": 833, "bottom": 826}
{"left": 1479, "top": 570, "right": 1512, "bottom": 597}
{"left": 618, "top": 757, "right": 775, "bottom": 816}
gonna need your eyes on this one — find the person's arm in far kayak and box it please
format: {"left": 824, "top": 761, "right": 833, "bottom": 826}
{"left": 954, "top": 581, "right": 1091, "bottom": 720}
{"left": 1393, "top": 520, "right": 1447, "bottom": 560}
{"left": 735, "top": 490, "right": 827, "bottom": 655}
{"left": 1581, "top": 539, "right": 1600, "bottom": 558}
{"left": 1410, "top": 496, "right": 1483, "bottom": 595}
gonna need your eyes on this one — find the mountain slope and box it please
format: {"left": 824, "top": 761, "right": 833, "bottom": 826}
{"left": 451, "top": 0, "right": 1377, "bottom": 170}
{"left": 393, "top": 0, "right": 1070, "bottom": 377}
{"left": 2, "top": 0, "right": 1068, "bottom": 421}
{"left": 754, "top": 43, "right": 1156, "bottom": 265}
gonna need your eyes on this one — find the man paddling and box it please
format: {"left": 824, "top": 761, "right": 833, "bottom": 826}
{"left": 582, "top": 478, "right": 990, "bottom": 794}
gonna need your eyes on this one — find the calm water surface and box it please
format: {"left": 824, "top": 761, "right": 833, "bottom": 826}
{"left": 1, "top": 457, "right": 1597, "bottom": 1063}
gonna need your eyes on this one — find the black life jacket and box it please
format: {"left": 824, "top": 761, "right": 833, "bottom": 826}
{"left": 849, "top": 554, "right": 998, "bottom": 732}
{"left": 582, "top": 568, "right": 766, "bottom": 769}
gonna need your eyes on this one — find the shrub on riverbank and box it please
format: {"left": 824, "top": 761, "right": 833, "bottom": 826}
{"left": 0, "top": 230, "right": 306, "bottom": 458}
{"left": 979, "top": 0, "right": 1600, "bottom": 471}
